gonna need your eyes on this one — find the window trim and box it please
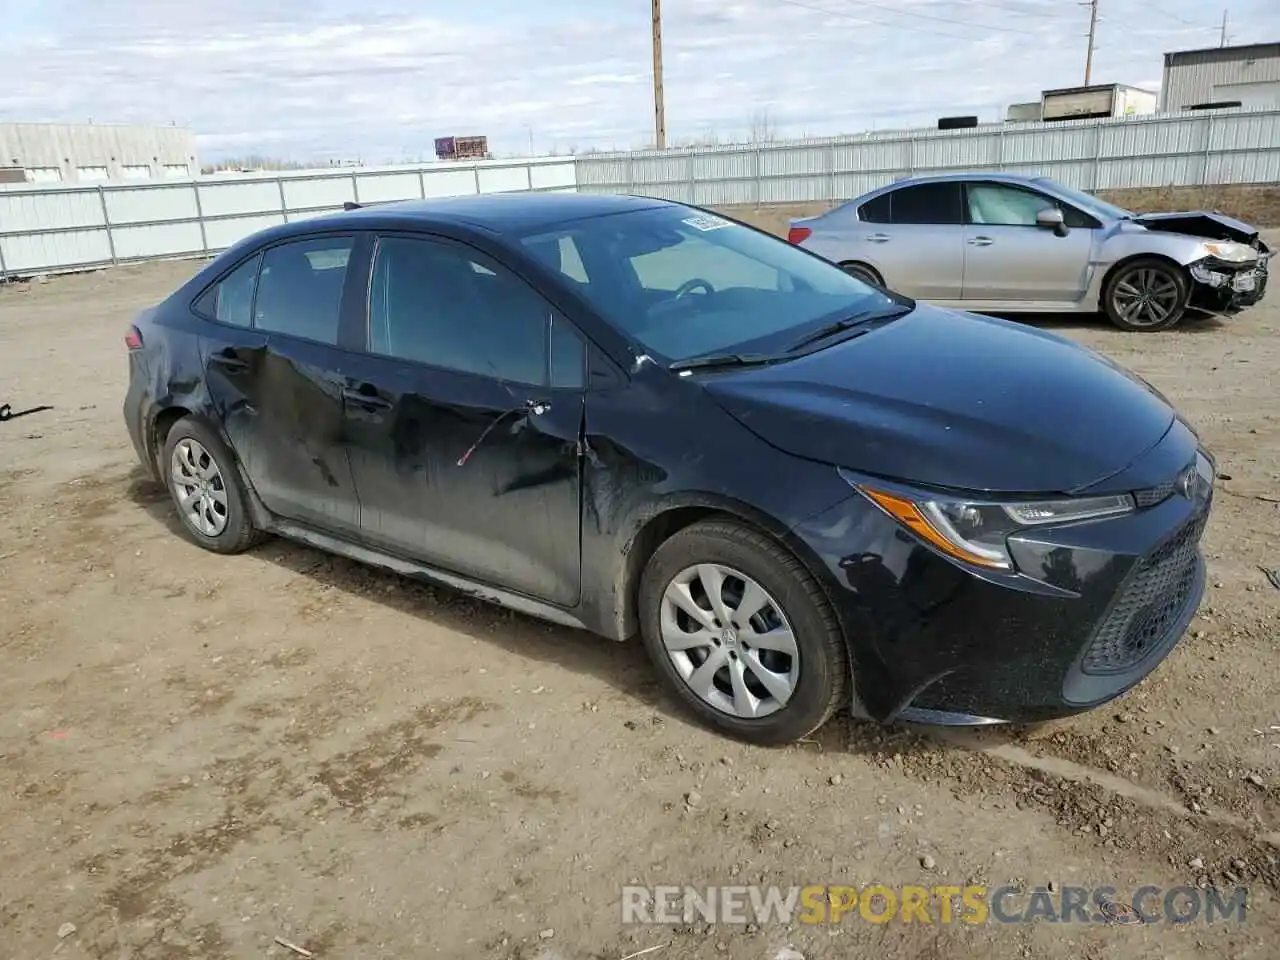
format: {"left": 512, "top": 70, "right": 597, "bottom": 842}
{"left": 189, "top": 231, "right": 359, "bottom": 347}
{"left": 961, "top": 180, "right": 1102, "bottom": 230}
{"left": 361, "top": 231, "right": 589, "bottom": 392}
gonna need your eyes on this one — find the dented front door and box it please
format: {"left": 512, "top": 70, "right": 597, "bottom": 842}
{"left": 341, "top": 356, "right": 584, "bottom": 607}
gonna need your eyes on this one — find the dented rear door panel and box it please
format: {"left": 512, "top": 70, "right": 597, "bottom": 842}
{"left": 200, "top": 327, "right": 361, "bottom": 534}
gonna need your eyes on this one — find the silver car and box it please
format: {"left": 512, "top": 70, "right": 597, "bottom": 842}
{"left": 787, "top": 172, "right": 1270, "bottom": 332}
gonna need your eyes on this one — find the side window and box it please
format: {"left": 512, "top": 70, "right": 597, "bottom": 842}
{"left": 550, "top": 316, "right": 586, "bottom": 390}
{"left": 369, "top": 236, "right": 556, "bottom": 386}
{"left": 630, "top": 236, "right": 782, "bottom": 293}
{"left": 967, "top": 183, "right": 1056, "bottom": 227}
{"left": 253, "top": 236, "right": 354, "bottom": 345}
{"left": 859, "top": 193, "right": 892, "bottom": 224}
{"left": 1061, "top": 205, "right": 1098, "bottom": 229}
{"left": 888, "top": 183, "right": 965, "bottom": 225}
{"left": 195, "top": 253, "right": 261, "bottom": 327}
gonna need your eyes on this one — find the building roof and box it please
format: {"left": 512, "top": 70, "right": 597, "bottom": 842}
{"left": 1164, "top": 41, "right": 1280, "bottom": 67}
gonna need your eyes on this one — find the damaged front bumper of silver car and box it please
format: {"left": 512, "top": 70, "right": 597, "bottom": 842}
{"left": 1188, "top": 251, "right": 1270, "bottom": 314}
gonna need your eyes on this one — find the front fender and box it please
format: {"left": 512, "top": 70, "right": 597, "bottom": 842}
{"left": 1098, "top": 226, "right": 1220, "bottom": 268}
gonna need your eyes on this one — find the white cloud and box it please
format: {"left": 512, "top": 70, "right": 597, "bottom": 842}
{"left": 0, "top": 0, "right": 1275, "bottom": 162}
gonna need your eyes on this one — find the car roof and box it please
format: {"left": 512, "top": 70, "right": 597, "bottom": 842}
{"left": 871, "top": 172, "right": 1046, "bottom": 189}
{"left": 282, "top": 192, "right": 674, "bottom": 239}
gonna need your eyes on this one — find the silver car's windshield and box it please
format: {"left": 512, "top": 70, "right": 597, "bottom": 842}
{"left": 1034, "top": 178, "right": 1133, "bottom": 221}
{"left": 519, "top": 206, "right": 901, "bottom": 362}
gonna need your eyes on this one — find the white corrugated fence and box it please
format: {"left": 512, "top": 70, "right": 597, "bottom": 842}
{"left": 0, "top": 157, "right": 577, "bottom": 280}
{"left": 2, "top": 108, "right": 1278, "bottom": 280}
{"left": 576, "top": 107, "right": 1280, "bottom": 206}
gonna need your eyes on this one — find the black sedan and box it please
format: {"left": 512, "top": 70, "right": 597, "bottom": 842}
{"left": 123, "top": 193, "right": 1213, "bottom": 744}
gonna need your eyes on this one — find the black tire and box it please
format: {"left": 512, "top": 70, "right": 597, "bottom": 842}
{"left": 840, "top": 261, "right": 883, "bottom": 287}
{"left": 638, "top": 519, "right": 849, "bottom": 745}
{"left": 160, "top": 416, "right": 262, "bottom": 554}
{"left": 1102, "top": 257, "right": 1190, "bottom": 332}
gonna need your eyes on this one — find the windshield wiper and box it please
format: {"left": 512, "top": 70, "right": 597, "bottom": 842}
{"left": 668, "top": 352, "right": 779, "bottom": 373}
{"left": 785, "top": 304, "right": 911, "bottom": 354}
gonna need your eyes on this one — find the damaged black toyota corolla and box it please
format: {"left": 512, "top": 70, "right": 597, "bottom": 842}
{"left": 123, "top": 193, "right": 1214, "bottom": 744}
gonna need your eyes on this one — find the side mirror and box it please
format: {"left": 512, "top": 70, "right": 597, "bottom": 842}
{"left": 1036, "top": 207, "right": 1069, "bottom": 237}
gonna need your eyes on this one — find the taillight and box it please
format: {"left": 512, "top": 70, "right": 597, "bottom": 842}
{"left": 787, "top": 226, "right": 812, "bottom": 244}
{"left": 125, "top": 326, "right": 143, "bottom": 351}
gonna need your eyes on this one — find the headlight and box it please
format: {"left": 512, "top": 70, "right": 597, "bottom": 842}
{"left": 840, "top": 470, "right": 1135, "bottom": 571}
{"left": 1202, "top": 241, "right": 1257, "bottom": 264}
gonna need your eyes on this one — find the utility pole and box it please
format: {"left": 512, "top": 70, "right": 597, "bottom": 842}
{"left": 1219, "top": 9, "right": 1229, "bottom": 47}
{"left": 1083, "top": 0, "right": 1099, "bottom": 86}
{"left": 651, "top": 0, "right": 667, "bottom": 150}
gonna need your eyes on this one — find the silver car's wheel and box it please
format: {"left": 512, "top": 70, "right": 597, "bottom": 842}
{"left": 659, "top": 562, "right": 799, "bottom": 719}
{"left": 1104, "top": 259, "right": 1189, "bottom": 332}
{"left": 840, "top": 261, "right": 883, "bottom": 287}
{"left": 170, "top": 437, "right": 230, "bottom": 537}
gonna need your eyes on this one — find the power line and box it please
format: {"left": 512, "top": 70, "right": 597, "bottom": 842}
{"left": 774, "top": 0, "right": 1021, "bottom": 42}
{"left": 961, "top": 0, "right": 1073, "bottom": 16}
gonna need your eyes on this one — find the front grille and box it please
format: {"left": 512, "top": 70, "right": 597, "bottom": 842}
{"left": 1080, "top": 511, "right": 1207, "bottom": 675}
{"left": 1133, "top": 479, "right": 1177, "bottom": 509}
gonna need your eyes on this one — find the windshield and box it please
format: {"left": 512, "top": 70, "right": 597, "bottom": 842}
{"left": 1034, "top": 178, "right": 1133, "bottom": 221}
{"left": 518, "top": 206, "right": 900, "bottom": 362}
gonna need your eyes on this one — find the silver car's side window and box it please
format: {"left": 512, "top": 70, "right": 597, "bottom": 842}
{"left": 879, "top": 183, "right": 965, "bottom": 225}
{"left": 859, "top": 192, "right": 892, "bottom": 224}
{"left": 967, "top": 184, "right": 1055, "bottom": 227}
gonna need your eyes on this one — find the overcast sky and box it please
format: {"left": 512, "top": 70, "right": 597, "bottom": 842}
{"left": 1, "top": 0, "right": 1277, "bottom": 162}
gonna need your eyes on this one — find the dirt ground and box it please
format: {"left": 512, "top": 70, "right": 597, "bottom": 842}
{"left": 1, "top": 234, "right": 1278, "bottom": 960}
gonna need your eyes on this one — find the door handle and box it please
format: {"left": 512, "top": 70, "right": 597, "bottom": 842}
{"left": 967, "top": 236, "right": 994, "bottom": 246}
{"left": 209, "top": 349, "right": 249, "bottom": 371}
{"left": 865, "top": 234, "right": 891, "bottom": 243}
{"left": 342, "top": 384, "right": 392, "bottom": 409}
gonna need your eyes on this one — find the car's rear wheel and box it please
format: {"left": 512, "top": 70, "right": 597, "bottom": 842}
{"left": 161, "top": 416, "right": 262, "bottom": 554}
{"left": 1103, "top": 258, "right": 1189, "bottom": 332}
{"left": 840, "top": 261, "right": 883, "bottom": 287}
{"left": 638, "top": 519, "right": 849, "bottom": 745}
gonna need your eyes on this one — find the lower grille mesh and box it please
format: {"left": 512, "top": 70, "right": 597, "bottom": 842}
{"left": 1080, "top": 512, "right": 1206, "bottom": 675}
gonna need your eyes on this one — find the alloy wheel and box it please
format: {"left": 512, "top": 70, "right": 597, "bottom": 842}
{"left": 1111, "top": 268, "right": 1181, "bottom": 328}
{"left": 659, "top": 563, "right": 799, "bottom": 719}
{"left": 170, "top": 438, "right": 230, "bottom": 537}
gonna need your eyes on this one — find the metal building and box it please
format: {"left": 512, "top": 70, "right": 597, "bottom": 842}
{"left": 1160, "top": 41, "right": 1280, "bottom": 111}
{"left": 0, "top": 123, "right": 199, "bottom": 184}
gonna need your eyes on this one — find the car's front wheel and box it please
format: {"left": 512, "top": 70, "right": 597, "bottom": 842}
{"left": 638, "top": 519, "right": 849, "bottom": 745}
{"left": 1102, "top": 258, "right": 1190, "bottom": 332}
{"left": 161, "top": 416, "right": 262, "bottom": 554}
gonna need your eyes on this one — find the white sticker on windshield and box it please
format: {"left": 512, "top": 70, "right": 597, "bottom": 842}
{"left": 682, "top": 214, "right": 731, "bottom": 232}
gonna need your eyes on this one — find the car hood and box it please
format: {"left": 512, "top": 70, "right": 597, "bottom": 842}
{"left": 700, "top": 304, "right": 1176, "bottom": 494}
{"left": 1132, "top": 210, "right": 1265, "bottom": 248}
